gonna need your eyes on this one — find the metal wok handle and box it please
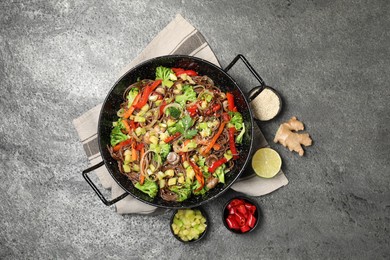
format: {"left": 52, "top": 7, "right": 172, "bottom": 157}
{"left": 224, "top": 54, "right": 265, "bottom": 102}
{"left": 82, "top": 161, "right": 129, "bottom": 206}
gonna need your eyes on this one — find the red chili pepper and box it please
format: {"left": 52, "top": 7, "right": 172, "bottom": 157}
{"left": 112, "top": 139, "right": 132, "bottom": 152}
{"left": 226, "top": 215, "right": 240, "bottom": 230}
{"left": 240, "top": 225, "right": 251, "bottom": 233}
{"left": 189, "top": 160, "right": 204, "bottom": 192}
{"left": 227, "top": 199, "right": 245, "bottom": 210}
{"left": 246, "top": 214, "right": 257, "bottom": 228}
{"left": 245, "top": 203, "right": 256, "bottom": 215}
{"left": 208, "top": 157, "right": 227, "bottom": 173}
{"left": 234, "top": 211, "right": 246, "bottom": 227}
{"left": 229, "top": 207, "right": 236, "bottom": 215}
{"left": 226, "top": 92, "right": 236, "bottom": 111}
{"left": 226, "top": 199, "right": 257, "bottom": 233}
{"left": 164, "top": 132, "right": 181, "bottom": 143}
{"left": 236, "top": 204, "right": 248, "bottom": 216}
{"left": 228, "top": 127, "right": 239, "bottom": 160}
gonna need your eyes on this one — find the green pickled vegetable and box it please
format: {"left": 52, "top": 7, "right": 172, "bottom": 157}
{"left": 171, "top": 209, "right": 207, "bottom": 241}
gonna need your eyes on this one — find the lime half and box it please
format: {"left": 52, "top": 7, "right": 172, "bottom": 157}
{"left": 252, "top": 148, "right": 282, "bottom": 178}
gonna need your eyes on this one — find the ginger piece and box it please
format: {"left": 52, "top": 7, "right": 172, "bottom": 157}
{"left": 273, "top": 117, "right": 312, "bottom": 156}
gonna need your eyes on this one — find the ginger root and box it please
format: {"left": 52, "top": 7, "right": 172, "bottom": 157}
{"left": 273, "top": 117, "right": 312, "bottom": 156}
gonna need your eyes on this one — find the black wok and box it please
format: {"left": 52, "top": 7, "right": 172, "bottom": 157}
{"left": 82, "top": 54, "right": 266, "bottom": 209}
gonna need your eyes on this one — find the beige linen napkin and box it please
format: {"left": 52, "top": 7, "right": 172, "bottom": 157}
{"left": 73, "top": 14, "right": 288, "bottom": 214}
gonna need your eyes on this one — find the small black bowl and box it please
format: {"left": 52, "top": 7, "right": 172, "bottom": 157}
{"left": 170, "top": 207, "right": 209, "bottom": 243}
{"left": 222, "top": 196, "right": 260, "bottom": 234}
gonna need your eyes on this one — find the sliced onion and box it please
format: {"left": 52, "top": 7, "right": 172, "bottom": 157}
{"left": 163, "top": 103, "right": 183, "bottom": 114}
{"left": 140, "top": 150, "right": 161, "bottom": 182}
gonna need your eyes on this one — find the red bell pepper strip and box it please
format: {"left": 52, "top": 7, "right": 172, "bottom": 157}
{"left": 135, "top": 143, "right": 144, "bottom": 151}
{"left": 134, "top": 85, "right": 152, "bottom": 109}
{"left": 172, "top": 68, "right": 198, "bottom": 77}
{"left": 112, "top": 139, "right": 132, "bottom": 152}
{"left": 159, "top": 100, "right": 167, "bottom": 117}
{"left": 150, "top": 79, "right": 162, "bottom": 91}
{"left": 172, "top": 68, "right": 185, "bottom": 75}
{"left": 184, "top": 70, "right": 198, "bottom": 76}
{"left": 164, "top": 132, "right": 181, "bottom": 143}
{"left": 208, "top": 157, "right": 228, "bottom": 173}
{"left": 226, "top": 92, "right": 236, "bottom": 111}
{"left": 228, "top": 127, "right": 239, "bottom": 160}
{"left": 189, "top": 160, "right": 204, "bottom": 192}
{"left": 134, "top": 80, "right": 162, "bottom": 109}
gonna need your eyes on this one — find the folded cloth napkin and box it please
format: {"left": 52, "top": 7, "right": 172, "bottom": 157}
{"left": 73, "top": 14, "right": 288, "bottom": 214}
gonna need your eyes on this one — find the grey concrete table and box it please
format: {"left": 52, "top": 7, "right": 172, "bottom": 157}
{"left": 1, "top": 1, "right": 389, "bottom": 259}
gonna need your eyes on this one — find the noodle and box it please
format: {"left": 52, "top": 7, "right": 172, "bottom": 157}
{"left": 108, "top": 67, "right": 245, "bottom": 202}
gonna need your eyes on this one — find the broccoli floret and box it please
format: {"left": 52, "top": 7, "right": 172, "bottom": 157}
{"left": 156, "top": 66, "right": 177, "bottom": 88}
{"left": 214, "top": 164, "right": 226, "bottom": 184}
{"left": 110, "top": 119, "right": 129, "bottom": 146}
{"left": 175, "top": 85, "right": 196, "bottom": 106}
{"left": 134, "top": 179, "right": 158, "bottom": 198}
{"left": 236, "top": 123, "right": 245, "bottom": 144}
{"left": 228, "top": 111, "right": 244, "bottom": 131}
{"left": 159, "top": 143, "right": 171, "bottom": 161}
{"left": 169, "top": 183, "right": 192, "bottom": 202}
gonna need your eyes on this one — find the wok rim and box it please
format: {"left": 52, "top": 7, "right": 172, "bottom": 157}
{"left": 97, "top": 55, "right": 254, "bottom": 209}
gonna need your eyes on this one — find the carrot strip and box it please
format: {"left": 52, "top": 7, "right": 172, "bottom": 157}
{"left": 139, "top": 147, "right": 145, "bottom": 185}
{"left": 213, "top": 143, "right": 221, "bottom": 151}
{"left": 201, "top": 121, "right": 227, "bottom": 156}
{"left": 139, "top": 171, "right": 145, "bottom": 185}
{"left": 189, "top": 160, "right": 204, "bottom": 192}
{"left": 123, "top": 93, "right": 141, "bottom": 119}
{"left": 122, "top": 120, "right": 131, "bottom": 134}
{"left": 131, "top": 142, "right": 137, "bottom": 162}
{"left": 164, "top": 132, "right": 181, "bottom": 143}
{"left": 113, "top": 139, "right": 132, "bottom": 152}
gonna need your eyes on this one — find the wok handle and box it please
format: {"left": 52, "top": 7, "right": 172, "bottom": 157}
{"left": 82, "top": 161, "right": 129, "bottom": 206}
{"left": 224, "top": 54, "right": 266, "bottom": 102}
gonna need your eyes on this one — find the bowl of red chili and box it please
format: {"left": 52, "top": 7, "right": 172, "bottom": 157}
{"left": 222, "top": 196, "right": 260, "bottom": 234}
